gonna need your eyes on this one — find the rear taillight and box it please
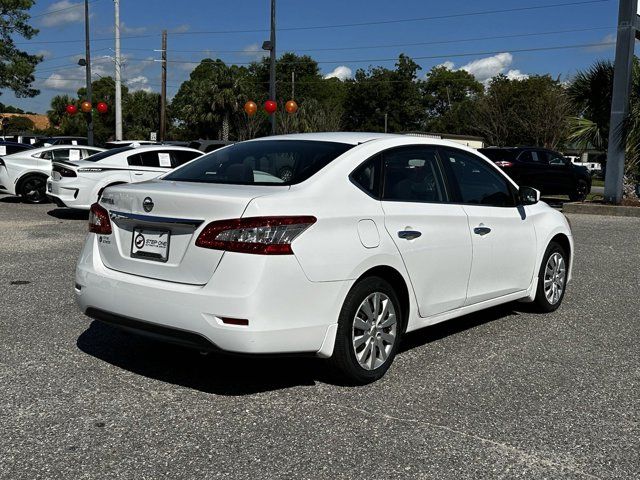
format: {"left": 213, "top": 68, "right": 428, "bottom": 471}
{"left": 495, "top": 161, "right": 513, "bottom": 167}
{"left": 195, "top": 216, "right": 316, "bottom": 255}
{"left": 88, "top": 203, "right": 112, "bottom": 235}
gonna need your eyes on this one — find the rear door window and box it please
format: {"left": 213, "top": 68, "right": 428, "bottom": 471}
{"left": 171, "top": 150, "right": 202, "bottom": 167}
{"left": 382, "top": 147, "right": 447, "bottom": 203}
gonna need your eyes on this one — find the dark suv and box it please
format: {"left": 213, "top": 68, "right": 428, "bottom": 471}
{"left": 478, "top": 147, "right": 591, "bottom": 201}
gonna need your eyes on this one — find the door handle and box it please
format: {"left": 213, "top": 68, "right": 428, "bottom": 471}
{"left": 398, "top": 230, "right": 422, "bottom": 240}
{"left": 473, "top": 226, "right": 492, "bottom": 236}
{"left": 133, "top": 172, "right": 144, "bottom": 176}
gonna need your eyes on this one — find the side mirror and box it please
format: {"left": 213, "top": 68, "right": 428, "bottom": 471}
{"left": 519, "top": 186, "right": 540, "bottom": 205}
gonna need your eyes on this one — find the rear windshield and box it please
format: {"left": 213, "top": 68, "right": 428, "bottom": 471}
{"left": 84, "top": 146, "right": 134, "bottom": 162}
{"left": 163, "top": 140, "right": 353, "bottom": 185}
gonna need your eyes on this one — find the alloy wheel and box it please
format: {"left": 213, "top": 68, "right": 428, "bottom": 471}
{"left": 543, "top": 252, "right": 566, "bottom": 305}
{"left": 351, "top": 292, "right": 397, "bottom": 370}
{"left": 23, "top": 177, "right": 46, "bottom": 203}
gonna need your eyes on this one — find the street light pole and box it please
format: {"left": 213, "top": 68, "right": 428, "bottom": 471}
{"left": 269, "top": 0, "right": 276, "bottom": 135}
{"left": 84, "top": 0, "right": 93, "bottom": 146}
{"left": 114, "top": 0, "right": 123, "bottom": 141}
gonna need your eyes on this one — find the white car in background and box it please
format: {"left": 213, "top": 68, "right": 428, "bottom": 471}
{"left": 0, "top": 144, "right": 105, "bottom": 203}
{"left": 47, "top": 145, "right": 202, "bottom": 210}
{"left": 75, "top": 133, "right": 574, "bottom": 384}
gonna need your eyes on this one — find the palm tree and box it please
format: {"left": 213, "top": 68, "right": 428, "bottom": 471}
{"left": 567, "top": 59, "right": 640, "bottom": 186}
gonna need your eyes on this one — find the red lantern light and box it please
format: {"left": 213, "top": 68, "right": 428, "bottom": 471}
{"left": 285, "top": 100, "right": 298, "bottom": 114}
{"left": 80, "top": 101, "right": 92, "bottom": 113}
{"left": 65, "top": 105, "right": 78, "bottom": 116}
{"left": 244, "top": 101, "right": 257, "bottom": 116}
{"left": 264, "top": 100, "right": 277, "bottom": 114}
{"left": 97, "top": 102, "right": 108, "bottom": 114}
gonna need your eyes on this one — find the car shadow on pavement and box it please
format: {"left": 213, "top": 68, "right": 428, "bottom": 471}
{"left": 77, "top": 302, "right": 531, "bottom": 395}
{"left": 47, "top": 208, "right": 89, "bottom": 220}
{"left": 77, "top": 320, "right": 327, "bottom": 395}
{"left": 0, "top": 195, "right": 23, "bottom": 204}
{"left": 399, "top": 302, "right": 531, "bottom": 354}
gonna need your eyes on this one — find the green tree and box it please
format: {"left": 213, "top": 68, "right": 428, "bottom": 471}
{"left": 421, "top": 66, "right": 483, "bottom": 134}
{"left": 47, "top": 77, "right": 130, "bottom": 144}
{"left": 171, "top": 59, "right": 250, "bottom": 140}
{"left": 567, "top": 60, "right": 616, "bottom": 151}
{"left": 343, "top": 54, "right": 424, "bottom": 132}
{"left": 0, "top": 0, "right": 42, "bottom": 97}
{"left": 123, "top": 90, "right": 160, "bottom": 140}
{"left": 474, "top": 75, "right": 570, "bottom": 148}
{"left": 567, "top": 58, "right": 640, "bottom": 185}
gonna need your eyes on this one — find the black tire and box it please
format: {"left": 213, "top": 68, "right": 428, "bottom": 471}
{"left": 329, "top": 276, "right": 403, "bottom": 384}
{"left": 19, "top": 175, "right": 48, "bottom": 204}
{"left": 532, "top": 242, "right": 568, "bottom": 313}
{"left": 569, "top": 179, "right": 588, "bottom": 202}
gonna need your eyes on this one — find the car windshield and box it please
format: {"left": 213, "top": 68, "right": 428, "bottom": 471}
{"left": 164, "top": 140, "right": 353, "bottom": 185}
{"left": 83, "top": 146, "right": 134, "bottom": 162}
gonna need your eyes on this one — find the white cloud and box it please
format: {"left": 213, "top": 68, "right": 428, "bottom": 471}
{"left": 587, "top": 33, "right": 616, "bottom": 52}
{"left": 436, "top": 61, "right": 455, "bottom": 70}
{"left": 433, "top": 52, "right": 529, "bottom": 84}
{"left": 126, "top": 75, "right": 152, "bottom": 92}
{"left": 40, "top": 0, "right": 84, "bottom": 28}
{"left": 36, "top": 50, "right": 52, "bottom": 59}
{"left": 324, "top": 65, "right": 353, "bottom": 81}
{"left": 120, "top": 22, "right": 147, "bottom": 35}
{"left": 43, "top": 73, "right": 83, "bottom": 91}
{"left": 241, "top": 43, "right": 268, "bottom": 61}
{"left": 170, "top": 24, "right": 191, "bottom": 34}
{"left": 506, "top": 69, "right": 529, "bottom": 81}
{"left": 459, "top": 53, "right": 513, "bottom": 83}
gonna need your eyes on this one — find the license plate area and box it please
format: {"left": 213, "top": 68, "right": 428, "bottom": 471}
{"left": 131, "top": 227, "right": 170, "bottom": 262}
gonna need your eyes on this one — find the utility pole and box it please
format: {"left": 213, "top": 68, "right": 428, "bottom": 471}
{"left": 114, "top": 0, "right": 123, "bottom": 141}
{"left": 269, "top": 0, "right": 276, "bottom": 135}
{"left": 604, "top": 0, "right": 639, "bottom": 203}
{"left": 160, "top": 30, "right": 167, "bottom": 141}
{"left": 84, "top": 0, "right": 93, "bottom": 146}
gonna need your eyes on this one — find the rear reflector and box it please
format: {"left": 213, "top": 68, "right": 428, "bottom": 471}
{"left": 220, "top": 317, "right": 249, "bottom": 326}
{"left": 195, "top": 216, "right": 316, "bottom": 255}
{"left": 89, "top": 203, "right": 112, "bottom": 234}
{"left": 495, "top": 161, "right": 513, "bottom": 167}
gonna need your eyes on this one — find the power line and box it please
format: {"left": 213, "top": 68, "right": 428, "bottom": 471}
{"left": 15, "top": 0, "right": 610, "bottom": 44}
{"left": 118, "top": 41, "right": 617, "bottom": 66}
{"left": 121, "top": 25, "right": 612, "bottom": 55}
{"left": 30, "top": 0, "right": 103, "bottom": 19}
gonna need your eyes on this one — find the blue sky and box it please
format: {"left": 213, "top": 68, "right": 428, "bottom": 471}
{"left": 3, "top": 0, "right": 619, "bottom": 113}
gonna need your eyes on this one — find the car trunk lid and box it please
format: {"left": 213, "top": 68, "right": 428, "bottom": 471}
{"left": 96, "top": 180, "right": 287, "bottom": 284}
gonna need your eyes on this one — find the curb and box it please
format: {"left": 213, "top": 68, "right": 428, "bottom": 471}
{"left": 562, "top": 202, "right": 640, "bottom": 217}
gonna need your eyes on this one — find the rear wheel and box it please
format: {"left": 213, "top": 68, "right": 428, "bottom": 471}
{"left": 19, "top": 175, "right": 48, "bottom": 204}
{"left": 569, "top": 179, "right": 588, "bottom": 201}
{"left": 329, "top": 276, "right": 403, "bottom": 384}
{"left": 533, "top": 242, "right": 568, "bottom": 312}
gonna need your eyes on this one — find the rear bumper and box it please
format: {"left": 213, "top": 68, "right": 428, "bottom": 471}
{"left": 48, "top": 178, "right": 92, "bottom": 210}
{"left": 75, "top": 233, "right": 347, "bottom": 356}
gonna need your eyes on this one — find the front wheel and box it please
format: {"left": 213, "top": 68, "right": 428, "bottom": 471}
{"left": 20, "top": 175, "right": 48, "bottom": 204}
{"left": 329, "top": 276, "right": 403, "bottom": 384}
{"left": 533, "top": 242, "right": 568, "bottom": 313}
{"left": 569, "top": 179, "right": 589, "bottom": 202}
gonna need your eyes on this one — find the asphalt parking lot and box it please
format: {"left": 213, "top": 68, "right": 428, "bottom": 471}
{"left": 0, "top": 197, "right": 638, "bottom": 480}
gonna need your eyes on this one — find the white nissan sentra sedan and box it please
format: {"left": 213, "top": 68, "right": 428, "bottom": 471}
{"left": 75, "top": 133, "right": 573, "bottom": 383}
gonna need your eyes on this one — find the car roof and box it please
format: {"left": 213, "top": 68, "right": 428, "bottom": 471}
{"left": 250, "top": 132, "right": 405, "bottom": 145}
